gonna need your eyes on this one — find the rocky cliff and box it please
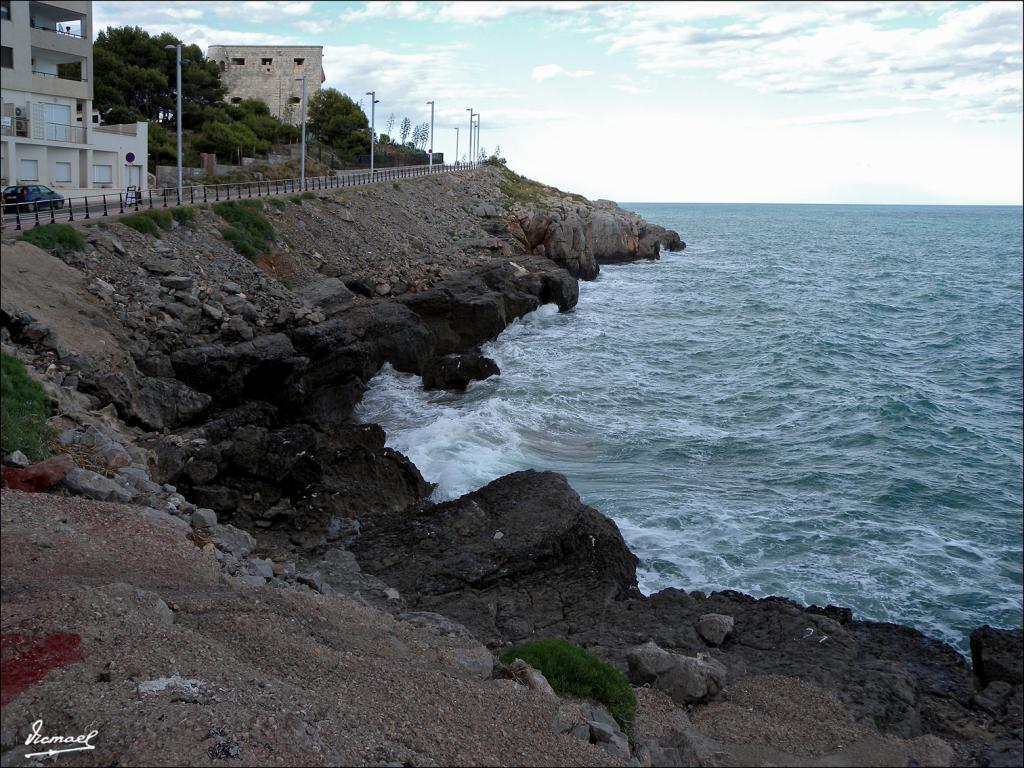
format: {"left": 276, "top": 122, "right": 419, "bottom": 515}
{"left": 1, "top": 165, "right": 1019, "bottom": 768}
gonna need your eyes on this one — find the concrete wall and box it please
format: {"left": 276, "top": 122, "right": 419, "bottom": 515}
{"left": 207, "top": 45, "right": 324, "bottom": 125}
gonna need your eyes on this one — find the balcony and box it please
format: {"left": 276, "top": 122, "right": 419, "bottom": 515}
{"left": 44, "top": 121, "right": 84, "bottom": 143}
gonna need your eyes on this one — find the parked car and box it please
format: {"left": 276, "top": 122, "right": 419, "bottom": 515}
{"left": 2, "top": 185, "right": 65, "bottom": 213}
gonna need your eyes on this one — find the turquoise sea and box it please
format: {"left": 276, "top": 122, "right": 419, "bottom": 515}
{"left": 357, "top": 203, "right": 1024, "bottom": 653}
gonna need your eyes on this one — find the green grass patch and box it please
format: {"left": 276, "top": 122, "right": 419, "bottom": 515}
{"left": 497, "top": 165, "right": 586, "bottom": 209}
{"left": 120, "top": 208, "right": 175, "bottom": 237}
{"left": 300, "top": 191, "right": 316, "bottom": 200}
{"left": 268, "top": 197, "right": 287, "bottom": 210}
{"left": 213, "top": 200, "right": 276, "bottom": 260}
{"left": 0, "top": 352, "right": 53, "bottom": 461}
{"left": 288, "top": 195, "right": 303, "bottom": 205}
{"left": 16, "top": 223, "right": 84, "bottom": 252}
{"left": 499, "top": 639, "right": 636, "bottom": 731}
{"left": 170, "top": 206, "right": 195, "bottom": 226}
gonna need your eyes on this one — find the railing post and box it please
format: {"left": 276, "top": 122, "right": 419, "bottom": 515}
{"left": 118, "top": 193, "right": 124, "bottom": 214}
{"left": 49, "top": 203, "right": 56, "bottom": 224}
{"left": 67, "top": 198, "right": 74, "bottom": 221}
{"left": 148, "top": 189, "right": 154, "bottom": 209}
{"left": 214, "top": 185, "right": 219, "bottom": 201}
{"left": 14, "top": 205, "right": 21, "bottom": 230}
{"left": 102, "top": 194, "right": 108, "bottom": 216}
{"left": 33, "top": 204, "right": 41, "bottom": 227}
{"left": 257, "top": 181, "right": 262, "bottom": 197}
{"left": 203, "top": 186, "right": 208, "bottom": 203}
{"left": 162, "top": 188, "right": 168, "bottom": 207}
{"left": 247, "top": 182, "right": 252, "bottom": 198}
{"left": 190, "top": 186, "right": 195, "bottom": 204}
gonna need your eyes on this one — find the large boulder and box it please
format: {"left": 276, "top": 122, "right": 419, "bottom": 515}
{"left": 971, "top": 626, "right": 1023, "bottom": 686}
{"left": 422, "top": 352, "right": 499, "bottom": 390}
{"left": 626, "top": 640, "right": 727, "bottom": 705}
{"left": 352, "top": 470, "right": 640, "bottom": 643}
{"left": 296, "top": 277, "right": 355, "bottom": 318}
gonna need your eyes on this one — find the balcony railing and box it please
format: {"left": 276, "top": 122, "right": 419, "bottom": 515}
{"left": 30, "top": 22, "right": 86, "bottom": 39}
{"left": 45, "top": 122, "right": 85, "bottom": 143}
{"left": 32, "top": 69, "right": 87, "bottom": 82}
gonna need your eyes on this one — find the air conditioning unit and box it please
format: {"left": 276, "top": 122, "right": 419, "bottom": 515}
{"left": 14, "top": 107, "right": 23, "bottom": 117}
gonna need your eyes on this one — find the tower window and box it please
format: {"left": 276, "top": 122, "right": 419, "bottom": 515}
{"left": 231, "top": 57, "right": 245, "bottom": 65}
{"left": 261, "top": 57, "right": 272, "bottom": 65}
{"left": 293, "top": 58, "right": 304, "bottom": 65}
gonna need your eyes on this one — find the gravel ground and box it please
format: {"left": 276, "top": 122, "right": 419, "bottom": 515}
{"left": 1, "top": 490, "right": 623, "bottom": 767}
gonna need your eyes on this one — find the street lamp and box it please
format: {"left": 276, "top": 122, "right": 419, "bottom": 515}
{"left": 466, "top": 108, "right": 475, "bottom": 167}
{"left": 426, "top": 100, "right": 434, "bottom": 168}
{"left": 454, "top": 126, "right": 459, "bottom": 169}
{"left": 296, "top": 76, "right": 307, "bottom": 189}
{"left": 365, "top": 90, "right": 379, "bottom": 176}
{"left": 164, "top": 44, "right": 183, "bottom": 196}
{"left": 475, "top": 112, "right": 481, "bottom": 164}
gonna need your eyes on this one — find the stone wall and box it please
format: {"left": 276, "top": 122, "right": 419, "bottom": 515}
{"left": 206, "top": 45, "right": 326, "bottom": 125}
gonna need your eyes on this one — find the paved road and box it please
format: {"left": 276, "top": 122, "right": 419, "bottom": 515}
{"left": 2, "top": 163, "right": 470, "bottom": 231}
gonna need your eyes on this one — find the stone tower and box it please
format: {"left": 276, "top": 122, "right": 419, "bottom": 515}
{"left": 207, "top": 45, "right": 326, "bottom": 125}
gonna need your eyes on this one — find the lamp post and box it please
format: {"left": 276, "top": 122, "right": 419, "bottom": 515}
{"left": 426, "top": 100, "right": 434, "bottom": 168}
{"left": 296, "top": 76, "right": 307, "bottom": 189}
{"left": 366, "top": 90, "right": 379, "bottom": 176}
{"left": 163, "top": 44, "right": 183, "bottom": 195}
{"left": 466, "top": 108, "right": 475, "bottom": 167}
{"left": 454, "top": 126, "right": 459, "bottom": 168}
{"left": 475, "top": 112, "right": 481, "bottom": 163}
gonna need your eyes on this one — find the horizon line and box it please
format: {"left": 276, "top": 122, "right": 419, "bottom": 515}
{"left": 617, "top": 201, "right": 1024, "bottom": 207}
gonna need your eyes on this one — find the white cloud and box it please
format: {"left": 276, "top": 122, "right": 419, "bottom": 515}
{"left": 531, "top": 64, "right": 594, "bottom": 82}
{"left": 596, "top": 1, "right": 1023, "bottom": 122}
{"left": 338, "top": 2, "right": 431, "bottom": 23}
{"left": 752, "top": 106, "right": 930, "bottom": 128}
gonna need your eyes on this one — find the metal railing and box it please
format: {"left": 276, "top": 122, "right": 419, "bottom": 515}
{"left": 2, "top": 161, "right": 477, "bottom": 231}
{"left": 30, "top": 22, "right": 86, "bottom": 38}
{"left": 45, "top": 122, "right": 85, "bottom": 143}
{"left": 31, "top": 69, "right": 87, "bottom": 82}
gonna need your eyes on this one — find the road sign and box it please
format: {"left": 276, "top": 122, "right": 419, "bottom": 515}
{"left": 126, "top": 152, "right": 135, "bottom": 163}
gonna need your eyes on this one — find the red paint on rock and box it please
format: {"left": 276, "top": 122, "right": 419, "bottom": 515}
{"left": 0, "top": 632, "right": 84, "bottom": 704}
{"left": 0, "top": 455, "right": 74, "bottom": 492}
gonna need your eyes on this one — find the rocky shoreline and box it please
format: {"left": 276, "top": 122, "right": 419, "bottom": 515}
{"left": 2, "top": 164, "right": 1021, "bottom": 766}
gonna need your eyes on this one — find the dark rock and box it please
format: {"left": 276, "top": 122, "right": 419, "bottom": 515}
{"left": 134, "top": 377, "right": 212, "bottom": 430}
{"left": 422, "top": 352, "right": 499, "bottom": 390}
{"left": 971, "top": 626, "right": 1023, "bottom": 686}
{"left": 353, "top": 470, "right": 640, "bottom": 643}
{"left": 297, "top": 277, "right": 355, "bottom": 318}
{"left": 343, "top": 277, "right": 375, "bottom": 297}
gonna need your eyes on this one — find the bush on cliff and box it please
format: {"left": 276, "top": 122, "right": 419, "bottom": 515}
{"left": 499, "top": 639, "right": 636, "bottom": 730}
{"left": 16, "top": 224, "right": 84, "bottom": 252}
{"left": 213, "top": 200, "right": 275, "bottom": 260}
{"left": 1, "top": 353, "right": 53, "bottom": 461}
{"left": 120, "top": 208, "right": 183, "bottom": 237}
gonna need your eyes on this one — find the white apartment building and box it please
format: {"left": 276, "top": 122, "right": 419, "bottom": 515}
{"left": 0, "top": 0, "right": 148, "bottom": 196}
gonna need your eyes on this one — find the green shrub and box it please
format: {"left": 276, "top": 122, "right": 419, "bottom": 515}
{"left": 170, "top": 206, "right": 195, "bottom": 225}
{"left": 499, "top": 639, "right": 636, "bottom": 730}
{"left": 288, "top": 195, "right": 303, "bottom": 205}
{"left": 0, "top": 353, "right": 53, "bottom": 461}
{"left": 213, "top": 200, "right": 275, "bottom": 260}
{"left": 300, "top": 191, "right": 316, "bottom": 200}
{"left": 17, "top": 223, "right": 84, "bottom": 252}
{"left": 120, "top": 208, "right": 175, "bottom": 237}
{"left": 268, "top": 197, "right": 287, "bottom": 210}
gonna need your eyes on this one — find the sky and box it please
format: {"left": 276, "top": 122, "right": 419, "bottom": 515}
{"left": 93, "top": 1, "right": 1023, "bottom": 204}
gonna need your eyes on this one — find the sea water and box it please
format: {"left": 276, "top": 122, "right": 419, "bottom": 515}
{"left": 356, "top": 203, "right": 1024, "bottom": 653}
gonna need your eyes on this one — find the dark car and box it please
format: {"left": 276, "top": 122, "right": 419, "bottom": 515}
{"left": 3, "top": 184, "right": 65, "bottom": 214}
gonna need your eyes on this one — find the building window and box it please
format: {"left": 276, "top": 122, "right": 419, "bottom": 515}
{"left": 293, "top": 58, "right": 304, "bottom": 65}
{"left": 1, "top": 46, "right": 12, "bottom": 69}
{"left": 19, "top": 159, "right": 39, "bottom": 181}
{"left": 92, "top": 164, "right": 112, "bottom": 184}
{"left": 261, "top": 57, "right": 272, "bottom": 65}
{"left": 289, "top": 96, "right": 301, "bottom": 104}
{"left": 231, "top": 57, "right": 245, "bottom": 65}
{"left": 0, "top": 1, "right": 10, "bottom": 21}
{"left": 54, "top": 162, "right": 72, "bottom": 182}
